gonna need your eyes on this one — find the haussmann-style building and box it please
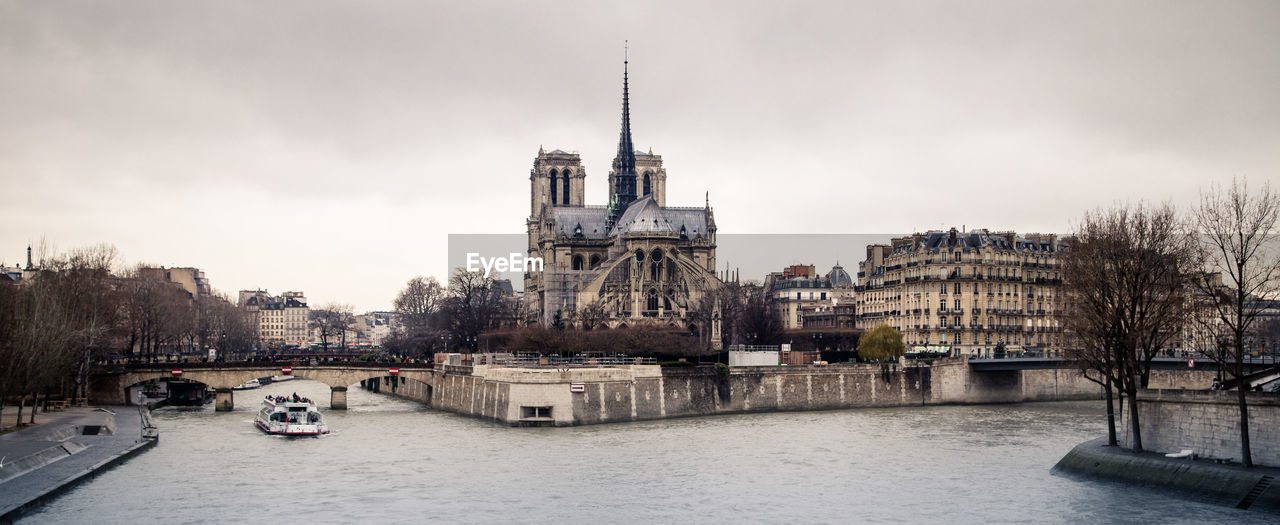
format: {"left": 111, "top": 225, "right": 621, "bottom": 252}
{"left": 855, "top": 228, "right": 1067, "bottom": 358}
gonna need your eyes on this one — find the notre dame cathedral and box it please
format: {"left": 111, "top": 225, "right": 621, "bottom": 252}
{"left": 524, "top": 58, "right": 723, "bottom": 337}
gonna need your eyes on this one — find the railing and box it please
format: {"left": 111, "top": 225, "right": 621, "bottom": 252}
{"left": 726, "top": 345, "right": 781, "bottom": 352}
{"left": 109, "top": 359, "right": 434, "bottom": 370}
{"left": 482, "top": 354, "right": 659, "bottom": 367}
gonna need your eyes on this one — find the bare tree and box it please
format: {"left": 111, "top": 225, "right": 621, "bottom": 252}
{"left": 394, "top": 276, "right": 444, "bottom": 327}
{"left": 1189, "top": 178, "right": 1280, "bottom": 468}
{"left": 737, "top": 285, "right": 783, "bottom": 345}
{"left": 389, "top": 276, "right": 445, "bottom": 356}
{"left": 59, "top": 245, "right": 122, "bottom": 399}
{"left": 441, "top": 269, "right": 504, "bottom": 352}
{"left": 121, "top": 266, "right": 195, "bottom": 361}
{"left": 310, "top": 303, "right": 355, "bottom": 352}
{"left": 570, "top": 299, "right": 609, "bottom": 331}
{"left": 1060, "top": 203, "right": 1195, "bottom": 451}
{"left": 197, "top": 292, "right": 256, "bottom": 361}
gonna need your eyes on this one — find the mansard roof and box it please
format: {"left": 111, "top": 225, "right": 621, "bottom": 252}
{"left": 890, "top": 230, "right": 1061, "bottom": 255}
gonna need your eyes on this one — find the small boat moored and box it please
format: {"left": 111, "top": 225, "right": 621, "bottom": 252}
{"left": 233, "top": 379, "right": 261, "bottom": 390}
{"left": 255, "top": 394, "right": 329, "bottom": 436}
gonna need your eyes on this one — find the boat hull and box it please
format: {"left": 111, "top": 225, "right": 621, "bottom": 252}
{"left": 255, "top": 419, "right": 328, "bottom": 436}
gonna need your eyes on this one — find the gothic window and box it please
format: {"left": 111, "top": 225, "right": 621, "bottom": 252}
{"left": 549, "top": 169, "right": 558, "bottom": 205}
{"left": 647, "top": 289, "right": 659, "bottom": 311}
{"left": 634, "top": 249, "right": 645, "bottom": 263}
{"left": 643, "top": 173, "right": 651, "bottom": 196}
{"left": 649, "top": 249, "right": 664, "bottom": 281}
{"left": 562, "top": 172, "right": 571, "bottom": 204}
{"left": 572, "top": 255, "right": 584, "bottom": 271}
{"left": 590, "top": 254, "right": 601, "bottom": 269}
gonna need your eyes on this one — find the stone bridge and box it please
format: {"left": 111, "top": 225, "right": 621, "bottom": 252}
{"left": 89, "top": 363, "right": 439, "bottom": 411}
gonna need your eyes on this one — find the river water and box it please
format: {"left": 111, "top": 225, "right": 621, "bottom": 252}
{"left": 19, "top": 379, "right": 1268, "bottom": 524}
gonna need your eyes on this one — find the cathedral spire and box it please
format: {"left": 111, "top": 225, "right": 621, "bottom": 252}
{"left": 608, "top": 41, "right": 639, "bottom": 225}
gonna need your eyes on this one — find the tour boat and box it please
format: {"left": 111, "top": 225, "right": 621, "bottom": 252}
{"left": 255, "top": 395, "right": 329, "bottom": 436}
{"left": 232, "top": 379, "right": 261, "bottom": 390}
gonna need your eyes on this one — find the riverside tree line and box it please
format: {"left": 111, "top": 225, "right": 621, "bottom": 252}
{"left": 383, "top": 265, "right": 866, "bottom": 362}
{"left": 0, "top": 245, "right": 258, "bottom": 427}
{"left": 1060, "top": 178, "right": 1279, "bottom": 468}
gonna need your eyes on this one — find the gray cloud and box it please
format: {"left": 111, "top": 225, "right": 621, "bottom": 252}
{"left": 2, "top": 0, "right": 1278, "bottom": 311}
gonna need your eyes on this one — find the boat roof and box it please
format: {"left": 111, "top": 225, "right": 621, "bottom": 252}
{"left": 261, "top": 397, "right": 318, "bottom": 408}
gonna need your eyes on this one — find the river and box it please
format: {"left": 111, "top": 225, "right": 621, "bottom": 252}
{"left": 18, "top": 379, "right": 1269, "bottom": 524}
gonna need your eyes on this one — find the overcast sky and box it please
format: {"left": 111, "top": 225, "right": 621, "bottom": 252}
{"left": 2, "top": 1, "right": 1277, "bottom": 312}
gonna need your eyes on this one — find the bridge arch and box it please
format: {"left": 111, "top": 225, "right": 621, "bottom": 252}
{"left": 98, "top": 365, "right": 438, "bottom": 412}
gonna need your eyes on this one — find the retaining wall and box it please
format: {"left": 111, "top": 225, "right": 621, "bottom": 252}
{"left": 418, "top": 358, "right": 1211, "bottom": 426}
{"left": 1121, "top": 389, "right": 1280, "bottom": 466}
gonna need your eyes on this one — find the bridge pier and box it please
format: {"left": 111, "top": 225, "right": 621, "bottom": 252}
{"left": 331, "top": 386, "right": 348, "bottom": 410}
{"left": 214, "top": 388, "right": 234, "bottom": 411}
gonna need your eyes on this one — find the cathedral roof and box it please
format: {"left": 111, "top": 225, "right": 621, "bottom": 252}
{"left": 553, "top": 206, "right": 609, "bottom": 239}
{"left": 611, "top": 196, "right": 671, "bottom": 234}
{"left": 607, "top": 195, "right": 711, "bottom": 238}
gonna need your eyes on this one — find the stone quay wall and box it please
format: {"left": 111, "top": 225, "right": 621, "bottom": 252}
{"left": 418, "top": 358, "right": 1213, "bottom": 427}
{"left": 1121, "top": 389, "right": 1280, "bottom": 466}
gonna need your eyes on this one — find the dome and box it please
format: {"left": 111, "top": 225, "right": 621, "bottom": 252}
{"left": 827, "top": 264, "right": 853, "bottom": 288}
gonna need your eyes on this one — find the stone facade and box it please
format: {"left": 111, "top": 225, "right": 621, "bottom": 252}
{"left": 1122, "top": 389, "right": 1280, "bottom": 466}
{"left": 857, "top": 228, "right": 1066, "bottom": 357}
{"left": 523, "top": 61, "right": 721, "bottom": 331}
{"left": 240, "top": 289, "right": 309, "bottom": 347}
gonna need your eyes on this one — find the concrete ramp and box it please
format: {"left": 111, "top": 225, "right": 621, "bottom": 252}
{"left": 0, "top": 439, "right": 91, "bottom": 484}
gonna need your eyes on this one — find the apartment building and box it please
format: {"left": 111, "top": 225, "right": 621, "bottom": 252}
{"left": 856, "top": 228, "right": 1066, "bottom": 357}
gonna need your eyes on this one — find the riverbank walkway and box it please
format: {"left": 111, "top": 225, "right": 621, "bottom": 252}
{"left": 0, "top": 406, "right": 157, "bottom": 521}
{"left": 1053, "top": 437, "right": 1280, "bottom": 514}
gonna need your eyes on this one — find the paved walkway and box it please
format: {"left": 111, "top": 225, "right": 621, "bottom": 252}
{"left": 0, "top": 406, "right": 156, "bottom": 521}
{"left": 1054, "top": 437, "right": 1280, "bottom": 513}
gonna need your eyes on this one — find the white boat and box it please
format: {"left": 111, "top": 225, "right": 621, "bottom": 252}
{"left": 255, "top": 395, "right": 329, "bottom": 436}
{"left": 271, "top": 375, "right": 295, "bottom": 382}
{"left": 232, "top": 379, "right": 261, "bottom": 390}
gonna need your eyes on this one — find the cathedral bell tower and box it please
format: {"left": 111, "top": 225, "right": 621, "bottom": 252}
{"left": 529, "top": 148, "right": 586, "bottom": 217}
